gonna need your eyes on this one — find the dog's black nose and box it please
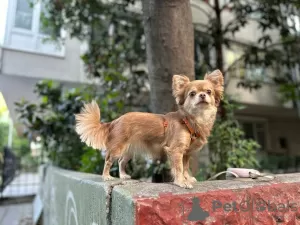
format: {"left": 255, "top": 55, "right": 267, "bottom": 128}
{"left": 200, "top": 93, "right": 206, "bottom": 99}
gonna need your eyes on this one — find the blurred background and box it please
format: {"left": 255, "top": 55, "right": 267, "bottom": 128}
{"left": 0, "top": 0, "right": 300, "bottom": 224}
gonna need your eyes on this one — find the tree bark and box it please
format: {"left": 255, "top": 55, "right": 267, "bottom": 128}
{"left": 213, "top": 0, "right": 226, "bottom": 119}
{"left": 141, "top": 0, "right": 195, "bottom": 114}
{"left": 214, "top": 0, "right": 224, "bottom": 73}
{"left": 141, "top": 0, "right": 195, "bottom": 182}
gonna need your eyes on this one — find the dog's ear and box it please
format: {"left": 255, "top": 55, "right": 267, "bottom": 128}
{"left": 204, "top": 70, "right": 224, "bottom": 106}
{"left": 172, "top": 75, "right": 190, "bottom": 105}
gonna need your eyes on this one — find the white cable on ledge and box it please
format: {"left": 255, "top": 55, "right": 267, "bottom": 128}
{"left": 207, "top": 168, "right": 275, "bottom": 181}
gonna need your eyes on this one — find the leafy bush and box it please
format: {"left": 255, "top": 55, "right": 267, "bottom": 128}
{"left": 15, "top": 81, "right": 92, "bottom": 170}
{"left": 79, "top": 148, "right": 108, "bottom": 175}
{"left": 0, "top": 121, "right": 32, "bottom": 171}
{"left": 208, "top": 95, "right": 260, "bottom": 178}
{"left": 15, "top": 80, "right": 149, "bottom": 177}
{"left": 0, "top": 123, "right": 9, "bottom": 151}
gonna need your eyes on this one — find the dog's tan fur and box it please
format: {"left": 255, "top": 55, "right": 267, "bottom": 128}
{"left": 75, "top": 70, "right": 224, "bottom": 188}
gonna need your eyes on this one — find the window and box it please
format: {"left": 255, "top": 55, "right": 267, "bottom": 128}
{"left": 278, "top": 137, "right": 288, "bottom": 150}
{"left": 14, "top": 0, "right": 33, "bottom": 30}
{"left": 240, "top": 120, "right": 267, "bottom": 151}
{"left": 39, "top": 1, "right": 53, "bottom": 35}
{"left": 245, "top": 65, "right": 268, "bottom": 82}
{"left": 4, "top": 0, "right": 64, "bottom": 56}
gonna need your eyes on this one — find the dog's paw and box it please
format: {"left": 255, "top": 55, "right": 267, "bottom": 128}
{"left": 184, "top": 182, "right": 193, "bottom": 189}
{"left": 184, "top": 175, "right": 197, "bottom": 183}
{"left": 103, "top": 175, "right": 116, "bottom": 181}
{"left": 174, "top": 180, "right": 193, "bottom": 189}
{"left": 120, "top": 174, "right": 131, "bottom": 180}
{"left": 188, "top": 176, "right": 197, "bottom": 183}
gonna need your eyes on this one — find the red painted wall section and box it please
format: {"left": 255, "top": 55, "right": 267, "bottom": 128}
{"left": 134, "top": 183, "right": 300, "bottom": 225}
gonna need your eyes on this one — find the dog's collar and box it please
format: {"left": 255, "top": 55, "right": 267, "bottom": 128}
{"left": 182, "top": 117, "right": 201, "bottom": 140}
{"left": 162, "top": 117, "right": 201, "bottom": 141}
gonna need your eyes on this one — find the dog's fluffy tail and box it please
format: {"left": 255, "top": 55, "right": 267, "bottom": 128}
{"left": 75, "top": 100, "right": 109, "bottom": 150}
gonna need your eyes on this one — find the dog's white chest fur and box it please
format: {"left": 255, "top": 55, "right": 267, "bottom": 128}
{"left": 195, "top": 107, "right": 217, "bottom": 126}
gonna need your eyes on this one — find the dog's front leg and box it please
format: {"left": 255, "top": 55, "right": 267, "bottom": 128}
{"left": 170, "top": 151, "right": 193, "bottom": 189}
{"left": 183, "top": 155, "right": 197, "bottom": 183}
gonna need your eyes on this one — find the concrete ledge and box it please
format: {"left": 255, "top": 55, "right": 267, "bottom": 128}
{"left": 42, "top": 166, "right": 300, "bottom": 225}
{"left": 113, "top": 175, "right": 300, "bottom": 225}
{"left": 41, "top": 166, "right": 138, "bottom": 225}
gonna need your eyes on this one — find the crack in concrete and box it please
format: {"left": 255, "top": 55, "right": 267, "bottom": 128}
{"left": 106, "top": 180, "right": 141, "bottom": 225}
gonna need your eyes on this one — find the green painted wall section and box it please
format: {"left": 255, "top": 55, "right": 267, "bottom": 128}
{"left": 42, "top": 166, "right": 116, "bottom": 225}
{"left": 111, "top": 186, "right": 135, "bottom": 225}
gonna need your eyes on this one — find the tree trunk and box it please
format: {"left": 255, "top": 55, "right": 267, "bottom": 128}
{"left": 213, "top": 0, "right": 226, "bottom": 118}
{"left": 141, "top": 0, "right": 195, "bottom": 182}
{"left": 214, "top": 0, "right": 224, "bottom": 73}
{"left": 141, "top": 0, "right": 195, "bottom": 114}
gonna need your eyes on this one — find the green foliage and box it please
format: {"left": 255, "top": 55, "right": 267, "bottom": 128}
{"left": 41, "top": 0, "right": 146, "bottom": 77}
{"left": 259, "top": 153, "right": 300, "bottom": 172}
{"left": 0, "top": 123, "right": 8, "bottom": 151}
{"left": 40, "top": 0, "right": 300, "bottom": 103}
{"left": 13, "top": 134, "right": 31, "bottom": 158}
{"left": 232, "top": 1, "right": 300, "bottom": 103}
{"left": 19, "top": 0, "right": 150, "bottom": 176}
{"left": 0, "top": 121, "right": 32, "bottom": 169}
{"left": 126, "top": 157, "right": 151, "bottom": 179}
{"left": 194, "top": 0, "right": 300, "bottom": 105}
{"left": 41, "top": 0, "right": 300, "bottom": 104}
{"left": 0, "top": 122, "right": 31, "bottom": 156}
{"left": 79, "top": 148, "right": 105, "bottom": 174}
{"left": 14, "top": 80, "right": 151, "bottom": 178}
{"left": 15, "top": 80, "right": 92, "bottom": 170}
{"left": 208, "top": 96, "right": 260, "bottom": 177}
{"left": 40, "top": 0, "right": 149, "bottom": 109}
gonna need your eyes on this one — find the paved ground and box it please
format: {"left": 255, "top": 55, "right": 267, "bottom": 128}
{"left": 0, "top": 172, "right": 39, "bottom": 225}
{"left": 1, "top": 173, "right": 39, "bottom": 198}
{"left": 0, "top": 199, "right": 33, "bottom": 225}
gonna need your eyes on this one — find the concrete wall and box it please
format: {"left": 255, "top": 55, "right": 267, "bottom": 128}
{"left": 41, "top": 166, "right": 300, "bottom": 225}
{"left": 0, "top": 0, "right": 89, "bottom": 84}
{"left": 268, "top": 119, "right": 300, "bottom": 156}
{"left": 1, "top": 38, "right": 86, "bottom": 83}
{"left": 41, "top": 166, "right": 116, "bottom": 225}
{"left": 226, "top": 78, "right": 284, "bottom": 108}
{"left": 235, "top": 104, "right": 300, "bottom": 156}
{"left": 0, "top": 74, "right": 83, "bottom": 122}
{"left": 41, "top": 166, "right": 140, "bottom": 225}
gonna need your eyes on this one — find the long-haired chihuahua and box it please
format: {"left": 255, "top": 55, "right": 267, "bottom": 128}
{"left": 75, "top": 70, "right": 224, "bottom": 188}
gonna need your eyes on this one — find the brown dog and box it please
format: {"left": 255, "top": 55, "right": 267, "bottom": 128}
{"left": 75, "top": 70, "right": 224, "bottom": 188}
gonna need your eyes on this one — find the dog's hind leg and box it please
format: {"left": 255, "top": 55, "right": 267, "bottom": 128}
{"left": 103, "top": 140, "right": 128, "bottom": 181}
{"left": 102, "top": 153, "right": 116, "bottom": 181}
{"left": 118, "top": 155, "right": 131, "bottom": 179}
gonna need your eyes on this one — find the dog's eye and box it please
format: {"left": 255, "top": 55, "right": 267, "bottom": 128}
{"left": 206, "top": 90, "right": 211, "bottom": 95}
{"left": 189, "top": 91, "right": 196, "bottom": 97}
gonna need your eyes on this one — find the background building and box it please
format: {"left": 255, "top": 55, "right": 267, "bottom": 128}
{"left": 0, "top": 0, "right": 299, "bottom": 169}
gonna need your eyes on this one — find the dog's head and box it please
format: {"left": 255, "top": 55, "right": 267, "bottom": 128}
{"left": 172, "top": 70, "right": 224, "bottom": 115}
